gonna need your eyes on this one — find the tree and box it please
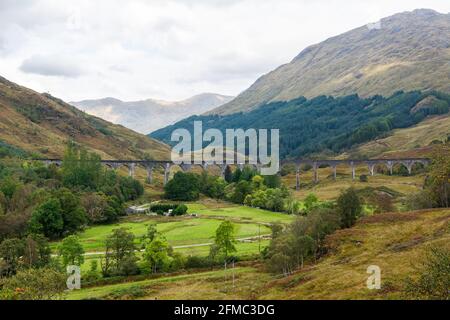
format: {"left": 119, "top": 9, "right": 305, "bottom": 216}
{"left": 304, "top": 193, "right": 318, "bottom": 212}
{"left": 264, "top": 188, "right": 286, "bottom": 212}
{"left": 172, "top": 204, "right": 188, "bottom": 216}
{"left": 307, "top": 209, "right": 340, "bottom": 258}
{"left": 337, "top": 187, "right": 362, "bottom": 228}
{"left": 58, "top": 235, "right": 85, "bottom": 267}
{"left": 143, "top": 237, "right": 172, "bottom": 273}
{"left": 240, "top": 166, "right": 257, "bottom": 181}
{"left": 224, "top": 165, "right": 233, "bottom": 183}
{"left": 264, "top": 174, "right": 281, "bottom": 188}
{"left": 164, "top": 172, "right": 200, "bottom": 201}
{"left": 29, "top": 198, "right": 64, "bottom": 239}
{"left": 22, "top": 234, "right": 51, "bottom": 268}
{"left": 81, "top": 193, "right": 119, "bottom": 224}
{"left": 428, "top": 145, "right": 450, "bottom": 208}
{"left": 61, "top": 142, "right": 102, "bottom": 190}
{"left": 265, "top": 235, "right": 295, "bottom": 276}
{"left": 202, "top": 177, "right": 226, "bottom": 199}
{"left": 230, "top": 180, "right": 253, "bottom": 204}
{"left": 251, "top": 175, "right": 265, "bottom": 190}
{"left": 102, "top": 228, "right": 138, "bottom": 276}
{"left": 0, "top": 176, "right": 19, "bottom": 200}
{"left": 0, "top": 267, "right": 66, "bottom": 300}
{"left": 55, "top": 188, "right": 87, "bottom": 233}
{"left": 142, "top": 223, "right": 158, "bottom": 244}
{"left": 0, "top": 238, "right": 24, "bottom": 276}
{"left": 213, "top": 221, "right": 236, "bottom": 261}
{"left": 294, "top": 235, "right": 315, "bottom": 269}
{"left": 232, "top": 167, "right": 242, "bottom": 182}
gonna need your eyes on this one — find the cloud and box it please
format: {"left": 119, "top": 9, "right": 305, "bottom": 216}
{"left": 0, "top": 0, "right": 449, "bottom": 102}
{"left": 20, "top": 54, "right": 84, "bottom": 78}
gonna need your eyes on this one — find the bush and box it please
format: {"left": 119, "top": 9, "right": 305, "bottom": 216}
{"left": 164, "top": 172, "right": 200, "bottom": 201}
{"left": 172, "top": 204, "right": 188, "bottom": 216}
{"left": 359, "top": 174, "right": 368, "bottom": 182}
{"left": 185, "top": 255, "right": 213, "bottom": 269}
{"left": 0, "top": 267, "right": 66, "bottom": 300}
{"left": 29, "top": 198, "right": 64, "bottom": 239}
{"left": 150, "top": 203, "right": 178, "bottom": 214}
{"left": 369, "top": 193, "right": 395, "bottom": 213}
{"left": 337, "top": 187, "right": 362, "bottom": 228}
{"left": 403, "top": 246, "right": 450, "bottom": 300}
{"left": 405, "top": 190, "right": 435, "bottom": 210}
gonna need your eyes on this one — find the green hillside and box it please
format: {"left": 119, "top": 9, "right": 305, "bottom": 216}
{"left": 151, "top": 91, "right": 450, "bottom": 159}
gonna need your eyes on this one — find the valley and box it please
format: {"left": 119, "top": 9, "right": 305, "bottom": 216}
{"left": 66, "top": 207, "right": 450, "bottom": 300}
{"left": 0, "top": 4, "right": 449, "bottom": 303}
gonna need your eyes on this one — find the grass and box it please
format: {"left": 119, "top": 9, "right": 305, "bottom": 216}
{"left": 188, "top": 204, "right": 294, "bottom": 224}
{"left": 66, "top": 266, "right": 268, "bottom": 300}
{"left": 282, "top": 166, "right": 425, "bottom": 201}
{"left": 52, "top": 216, "right": 272, "bottom": 253}
{"left": 260, "top": 209, "right": 450, "bottom": 299}
{"left": 51, "top": 204, "right": 291, "bottom": 254}
{"left": 68, "top": 209, "right": 450, "bottom": 300}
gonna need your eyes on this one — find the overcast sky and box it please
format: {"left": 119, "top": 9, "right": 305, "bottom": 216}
{"left": 1, "top": 0, "right": 449, "bottom": 102}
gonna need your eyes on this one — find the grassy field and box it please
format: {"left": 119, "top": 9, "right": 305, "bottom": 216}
{"left": 67, "top": 209, "right": 450, "bottom": 300}
{"left": 282, "top": 166, "right": 425, "bottom": 201}
{"left": 52, "top": 204, "right": 292, "bottom": 254}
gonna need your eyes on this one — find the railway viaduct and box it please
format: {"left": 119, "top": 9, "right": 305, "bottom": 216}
{"left": 36, "top": 158, "right": 430, "bottom": 189}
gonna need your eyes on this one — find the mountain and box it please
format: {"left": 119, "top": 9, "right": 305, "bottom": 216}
{"left": 150, "top": 91, "right": 450, "bottom": 159}
{"left": 71, "top": 93, "right": 234, "bottom": 134}
{"left": 0, "top": 76, "right": 170, "bottom": 160}
{"left": 210, "top": 9, "right": 450, "bottom": 115}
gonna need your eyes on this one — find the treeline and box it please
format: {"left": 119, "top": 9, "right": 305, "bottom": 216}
{"left": 151, "top": 91, "right": 450, "bottom": 158}
{"left": 164, "top": 166, "right": 294, "bottom": 213}
{"left": 264, "top": 188, "right": 362, "bottom": 275}
{"left": 264, "top": 144, "right": 450, "bottom": 278}
{"left": 0, "top": 142, "right": 144, "bottom": 249}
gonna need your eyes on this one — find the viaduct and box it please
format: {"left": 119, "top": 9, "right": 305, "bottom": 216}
{"left": 36, "top": 158, "right": 430, "bottom": 190}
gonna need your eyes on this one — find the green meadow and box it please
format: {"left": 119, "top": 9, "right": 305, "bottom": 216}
{"left": 51, "top": 205, "right": 292, "bottom": 255}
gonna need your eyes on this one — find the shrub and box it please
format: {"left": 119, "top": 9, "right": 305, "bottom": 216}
{"left": 150, "top": 203, "right": 178, "bottom": 213}
{"left": 359, "top": 174, "right": 368, "bottom": 182}
{"left": 29, "top": 198, "right": 64, "bottom": 239}
{"left": 405, "top": 190, "right": 435, "bottom": 210}
{"left": 0, "top": 267, "right": 66, "bottom": 300}
{"left": 185, "top": 255, "right": 212, "bottom": 269}
{"left": 370, "top": 193, "right": 396, "bottom": 213}
{"left": 337, "top": 187, "right": 362, "bottom": 228}
{"left": 164, "top": 172, "right": 200, "bottom": 201}
{"left": 403, "top": 246, "right": 450, "bottom": 300}
{"left": 172, "top": 204, "right": 188, "bottom": 216}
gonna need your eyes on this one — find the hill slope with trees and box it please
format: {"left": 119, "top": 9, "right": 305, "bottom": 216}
{"left": 151, "top": 91, "right": 450, "bottom": 159}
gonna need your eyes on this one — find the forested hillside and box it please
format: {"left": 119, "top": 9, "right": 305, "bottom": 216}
{"left": 151, "top": 91, "right": 450, "bottom": 159}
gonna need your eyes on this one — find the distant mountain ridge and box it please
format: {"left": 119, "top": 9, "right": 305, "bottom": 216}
{"left": 0, "top": 75, "right": 169, "bottom": 160}
{"left": 71, "top": 93, "right": 234, "bottom": 134}
{"left": 210, "top": 9, "right": 450, "bottom": 115}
